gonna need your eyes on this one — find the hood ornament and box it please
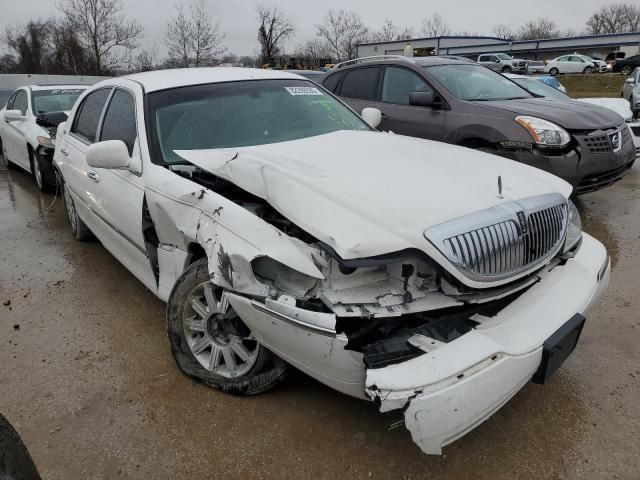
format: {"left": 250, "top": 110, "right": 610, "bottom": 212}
{"left": 497, "top": 175, "right": 503, "bottom": 199}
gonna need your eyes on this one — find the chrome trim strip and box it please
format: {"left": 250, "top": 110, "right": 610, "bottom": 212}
{"left": 250, "top": 301, "right": 336, "bottom": 337}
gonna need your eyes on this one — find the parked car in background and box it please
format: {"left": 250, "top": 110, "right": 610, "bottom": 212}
{"left": 506, "top": 73, "right": 639, "bottom": 158}
{"left": 324, "top": 56, "right": 635, "bottom": 194}
{"left": 621, "top": 67, "right": 640, "bottom": 117}
{"left": 477, "top": 53, "right": 528, "bottom": 73}
{"left": 52, "top": 67, "right": 609, "bottom": 456}
{"left": 536, "top": 75, "right": 567, "bottom": 93}
{"left": 0, "top": 85, "right": 86, "bottom": 191}
{"left": 544, "top": 55, "right": 598, "bottom": 75}
{"left": 527, "top": 60, "right": 545, "bottom": 74}
{"left": 612, "top": 54, "right": 640, "bottom": 75}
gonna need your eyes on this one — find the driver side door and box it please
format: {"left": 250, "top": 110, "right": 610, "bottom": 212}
{"left": 2, "top": 89, "right": 31, "bottom": 170}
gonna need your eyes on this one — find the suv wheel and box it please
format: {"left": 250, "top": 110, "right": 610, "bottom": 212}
{"left": 167, "top": 259, "right": 289, "bottom": 395}
{"left": 621, "top": 65, "right": 633, "bottom": 76}
{"left": 549, "top": 67, "right": 559, "bottom": 76}
{"left": 583, "top": 66, "right": 594, "bottom": 74}
{"left": 501, "top": 66, "right": 512, "bottom": 73}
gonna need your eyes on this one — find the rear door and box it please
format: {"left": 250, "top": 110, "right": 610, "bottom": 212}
{"left": 335, "top": 66, "right": 382, "bottom": 117}
{"left": 377, "top": 65, "right": 445, "bottom": 140}
{"left": 555, "top": 56, "right": 570, "bottom": 73}
{"left": 57, "top": 87, "right": 112, "bottom": 234}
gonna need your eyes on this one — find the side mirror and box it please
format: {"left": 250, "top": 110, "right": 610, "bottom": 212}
{"left": 86, "top": 140, "right": 130, "bottom": 169}
{"left": 409, "top": 91, "right": 439, "bottom": 108}
{"left": 4, "top": 109, "right": 26, "bottom": 122}
{"left": 361, "top": 107, "right": 382, "bottom": 129}
{"left": 495, "top": 59, "right": 501, "bottom": 63}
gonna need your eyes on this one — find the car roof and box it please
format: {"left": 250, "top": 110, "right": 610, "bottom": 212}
{"left": 329, "top": 56, "right": 472, "bottom": 72}
{"left": 119, "top": 67, "right": 306, "bottom": 93}
{"left": 29, "top": 84, "right": 88, "bottom": 91}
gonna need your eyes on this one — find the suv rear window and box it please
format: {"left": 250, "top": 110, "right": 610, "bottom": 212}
{"left": 340, "top": 67, "right": 379, "bottom": 100}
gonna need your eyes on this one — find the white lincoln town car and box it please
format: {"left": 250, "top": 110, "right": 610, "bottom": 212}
{"left": 52, "top": 68, "right": 609, "bottom": 454}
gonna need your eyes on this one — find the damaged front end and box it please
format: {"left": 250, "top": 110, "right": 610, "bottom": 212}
{"left": 155, "top": 148, "right": 607, "bottom": 455}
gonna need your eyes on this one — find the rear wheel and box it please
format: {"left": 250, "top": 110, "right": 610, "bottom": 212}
{"left": 549, "top": 67, "right": 559, "bottom": 76}
{"left": 167, "top": 259, "right": 288, "bottom": 395}
{"left": 59, "top": 171, "right": 93, "bottom": 241}
{"left": 583, "top": 66, "right": 594, "bottom": 74}
{"left": 621, "top": 65, "right": 633, "bottom": 76}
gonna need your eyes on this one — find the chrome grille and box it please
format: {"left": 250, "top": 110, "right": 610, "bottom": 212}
{"left": 425, "top": 194, "right": 568, "bottom": 282}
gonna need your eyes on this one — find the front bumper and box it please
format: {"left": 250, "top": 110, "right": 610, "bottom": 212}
{"left": 504, "top": 135, "right": 636, "bottom": 194}
{"left": 366, "top": 233, "right": 608, "bottom": 454}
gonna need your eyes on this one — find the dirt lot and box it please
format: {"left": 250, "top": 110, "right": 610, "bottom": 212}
{"left": 561, "top": 73, "right": 627, "bottom": 98}
{"left": 1, "top": 160, "right": 640, "bottom": 479}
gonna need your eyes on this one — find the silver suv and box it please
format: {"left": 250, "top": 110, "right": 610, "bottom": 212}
{"left": 477, "top": 53, "right": 528, "bottom": 73}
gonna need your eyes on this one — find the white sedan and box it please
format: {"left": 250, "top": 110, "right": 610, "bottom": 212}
{"left": 53, "top": 68, "right": 609, "bottom": 455}
{"left": 544, "top": 54, "right": 599, "bottom": 75}
{"left": 0, "top": 85, "right": 86, "bottom": 191}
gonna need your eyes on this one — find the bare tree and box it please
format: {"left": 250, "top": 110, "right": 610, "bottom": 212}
{"left": 58, "top": 0, "right": 143, "bottom": 74}
{"left": 256, "top": 4, "right": 295, "bottom": 66}
{"left": 420, "top": 13, "right": 450, "bottom": 37}
{"left": 4, "top": 21, "right": 49, "bottom": 73}
{"left": 517, "top": 17, "right": 560, "bottom": 40}
{"left": 293, "top": 39, "right": 332, "bottom": 67}
{"left": 190, "top": 0, "right": 225, "bottom": 66}
{"left": 492, "top": 24, "right": 513, "bottom": 40}
{"left": 165, "top": 2, "right": 192, "bottom": 67}
{"left": 586, "top": 3, "right": 640, "bottom": 34}
{"left": 133, "top": 46, "right": 158, "bottom": 72}
{"left": 317, "top": 10, "right": 368, "bottom": 62}
{"left": 371, "top": 19, "right": 415, "bottom": 42}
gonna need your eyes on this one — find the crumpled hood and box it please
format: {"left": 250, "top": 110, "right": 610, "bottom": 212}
{"left": 177, "top": 131, "right": 570, "bottom": 260}
{"left": 484, "top": 98, "right": 624, "bottom": 130}
{"left": 577, "top": 98, "right": 633, "bottom": 122}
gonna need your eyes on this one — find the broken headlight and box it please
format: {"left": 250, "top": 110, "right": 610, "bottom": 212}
{"left": 252, "top": 256, "right": 318, "bottom": 298}
{"left": 562, "top": 200, "right": 582, "bottom": 255}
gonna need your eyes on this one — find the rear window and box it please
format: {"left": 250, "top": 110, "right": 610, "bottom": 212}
{"left": 32, "top": 88, "right": 85, "bottom": 114}
{"left": 339, "top": 67, "right": 380, "bottom": 100}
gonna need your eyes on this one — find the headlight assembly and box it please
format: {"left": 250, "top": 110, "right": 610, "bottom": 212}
{"left": 515, "top": 116, "right": 571, "bottom": 148}
{"left": 562, "top": 200, "right": 582, "bottom": 255}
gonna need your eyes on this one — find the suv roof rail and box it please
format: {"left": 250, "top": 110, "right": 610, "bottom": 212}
{"left": 331, "top": 55, "right": 415, "bottom": 69}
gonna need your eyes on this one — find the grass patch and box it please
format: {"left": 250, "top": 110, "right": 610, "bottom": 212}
{"left": 559, "top": 74, "right": 627, "bottom": 98}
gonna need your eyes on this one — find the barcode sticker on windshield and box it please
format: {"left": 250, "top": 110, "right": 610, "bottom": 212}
{"left": 285, "top": 86, "right": 323, "bottom": 96}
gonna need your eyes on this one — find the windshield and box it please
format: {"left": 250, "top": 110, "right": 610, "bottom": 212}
{"left": 146, "top": 79, "right": 370, "bottom": 164}
{"left": 425, "top": 64, "right": 533, "bottom": 101}
{"left": 32, "top": 88, "right": 85, "bottom": 114}
{"left": 496, "top": 53, "right": 513, "bottom": 60}
{"left": 511, "top": 77, "right": 570, "bottom": 100}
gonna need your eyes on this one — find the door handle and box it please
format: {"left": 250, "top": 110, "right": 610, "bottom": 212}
{"left": 87, "top": 170, "right": 100, "bottom": 183}
{"left": 60, "top": 147, "right": 69, "bottom": 156}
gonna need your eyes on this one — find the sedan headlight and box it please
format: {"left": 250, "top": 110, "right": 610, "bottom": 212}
{"left": 515, "top": 116, "right": 571, "bottom": 148}
{"left": 562, "top": 200, "right": 582, "bottom": 255}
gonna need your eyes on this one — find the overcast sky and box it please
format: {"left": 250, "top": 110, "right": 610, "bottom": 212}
{"left": 0, "top": 0, "right": 613, "bottom": 57}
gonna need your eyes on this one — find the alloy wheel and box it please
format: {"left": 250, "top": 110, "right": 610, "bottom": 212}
{"left": 183, "top": 282, "right": 259, "bottom": 379}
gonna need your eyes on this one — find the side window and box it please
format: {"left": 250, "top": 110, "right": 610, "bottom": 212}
{"left": 6, "top": 92, "right": 17, "bottom": 110}
{"left": 339, "top": 67, "right": 380, "bottom": 100}
{"left": 557, "top": 56, "right": 569, "bottom": 62}
{"left": 381, "top": 67, "right": 433, "bottom": 105}
{"left": 322, "top": 72, "right": 343, "bottom": 93}
{"left": 478, "top": 55, "right": 487, "bottom": 62}
{"left": 13, "top": 91, "right": 28, "bottom": 115}
{"left": 99, "top": 89, "right": 137, "bottom": 156}
{"left": 71, "top": 89, "right": 111, "bottom": 143}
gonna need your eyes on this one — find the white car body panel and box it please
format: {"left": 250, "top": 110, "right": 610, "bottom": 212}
{"left": 578, "top": 98, "right": 633, "bottom": 121}
{"left": 52, "top": 68, "right": 610, "bottom": 455}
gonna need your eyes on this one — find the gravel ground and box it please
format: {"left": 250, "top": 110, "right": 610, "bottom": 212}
{"left": 1, "top": 161, "right": 639, "bottom": 479}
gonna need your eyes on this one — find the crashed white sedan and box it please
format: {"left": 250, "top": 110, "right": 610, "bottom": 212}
{"left": 53, "top": 68, "right": 610, "bottom": 454}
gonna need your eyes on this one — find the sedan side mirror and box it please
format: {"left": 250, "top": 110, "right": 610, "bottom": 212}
{"left": 86, "top": 140, "right": 130, "bottom": 169}
{"left": 4, "top": 109, "right": 26, "bottom": 122}
{"left": 409, "top": 91, "right": 439, "bottom": 108}
{"left": 361, "top": 107, "right": 382, "bottom": 129}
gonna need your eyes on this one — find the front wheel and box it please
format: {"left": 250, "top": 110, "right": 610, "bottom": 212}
{"left": 59, "top": 171, "right": 93, "bottom": 241}
{"left": 583, "top": 66, "right": 594, "bottom": 74}
{"left": 31, "top": 150, "right": 55, "bottom": 193}
{"left": 501, "top": 66, "right": 512, "bottom": 73}
{"left": 549, "top": 67, "right": 559, "bottom": 76}
{"left": 167, "top": 259, "right": 288, "bottom": 395}
{"left": 621, "top": 66, "right": 633, "bottom": 76}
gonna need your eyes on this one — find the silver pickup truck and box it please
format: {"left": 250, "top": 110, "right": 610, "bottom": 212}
{"left": 478, "top": 53, "right": 528, "bottom": 73}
